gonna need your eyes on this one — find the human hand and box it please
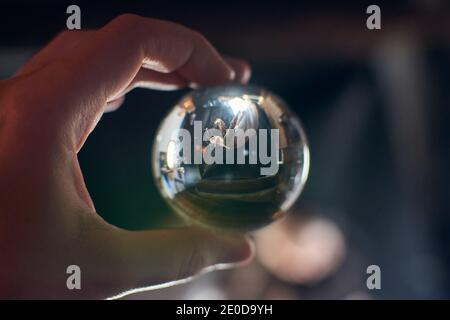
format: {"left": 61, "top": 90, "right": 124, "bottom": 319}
{"left": 0, "top": 14, "right": 253, "bottom": 299}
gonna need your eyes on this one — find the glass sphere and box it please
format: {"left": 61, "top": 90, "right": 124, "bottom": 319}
{"left": 152, "top": 85, "right": 309, "bottom": 231}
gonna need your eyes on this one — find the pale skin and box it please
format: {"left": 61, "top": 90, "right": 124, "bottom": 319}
{"left": 0, "top": 14, "right": 253, "bottom": 299}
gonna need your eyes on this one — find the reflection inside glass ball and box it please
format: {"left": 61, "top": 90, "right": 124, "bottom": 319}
{"left": 152, "top": 85, "right": 309, "bottom": 231}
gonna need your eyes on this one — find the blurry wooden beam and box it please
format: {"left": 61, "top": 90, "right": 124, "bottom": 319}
{"left": 207, "top": 13, "right": 450, "bottom": 63}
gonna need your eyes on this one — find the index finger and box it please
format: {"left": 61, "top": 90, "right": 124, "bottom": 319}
{"left": 64, "top": 14, "right": 235, "bottom": 102}
{"left": 33, "top": 14, "right": 237, "bottom": 149}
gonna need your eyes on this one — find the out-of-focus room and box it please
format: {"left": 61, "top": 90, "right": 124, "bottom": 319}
{"left": 1, "top": 0, "right": 449, "bottom": 299}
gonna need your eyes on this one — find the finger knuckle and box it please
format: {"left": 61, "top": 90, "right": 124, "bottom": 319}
{"left": 191, "top": 30, "right": 208, "bottom": 44}
{"left": 111, "top": 13, "right": 143, "bottom": 28}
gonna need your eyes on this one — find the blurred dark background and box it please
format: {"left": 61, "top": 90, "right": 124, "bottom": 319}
{"left": 1, "top": 0, "right": 449, "bottom": 299}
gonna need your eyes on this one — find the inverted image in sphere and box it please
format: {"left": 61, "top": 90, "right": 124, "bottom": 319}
{"left": 152, "top": 85, "right": 309, "bottom": 231}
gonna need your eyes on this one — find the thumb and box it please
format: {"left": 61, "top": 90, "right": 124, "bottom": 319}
{"left": 98, "top": 227, "right": 253, "bottom": 299}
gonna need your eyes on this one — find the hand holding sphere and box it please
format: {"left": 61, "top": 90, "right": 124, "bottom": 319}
{"left": 0, "top": 14, "right": 307, "bottom": 298}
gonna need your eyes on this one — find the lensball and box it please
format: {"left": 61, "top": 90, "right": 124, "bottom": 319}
{"left": 152, "top": 85, "right": 309, "bottom": 231}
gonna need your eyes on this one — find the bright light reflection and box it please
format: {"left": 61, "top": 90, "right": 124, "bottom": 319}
{"left": 228, "top": 97, "right": 250, "bottom": 115}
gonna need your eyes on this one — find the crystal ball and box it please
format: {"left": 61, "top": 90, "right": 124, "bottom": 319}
{"left": 152, "top": 85, "right": 309, "bottom": 231}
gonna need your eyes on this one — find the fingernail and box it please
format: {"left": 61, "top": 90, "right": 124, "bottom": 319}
{"left": 221, "top": 60, "right": 235, "bottom": 81}
{"left": 240, "top": 65, "right": 251, "bottom": 84}
{"left": 228, "top": 67, "right": 236, "bottom": 81}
